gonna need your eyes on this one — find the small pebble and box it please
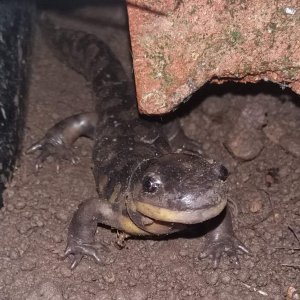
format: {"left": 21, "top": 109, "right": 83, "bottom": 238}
{"left": 14, "top": 201, "right": 26, "bottom": 210}
{"left": 128, "top": 280, "right": 137, "bottom": 287}
{"left": 60, "top": 266, "right": 72, "bottom": 278}
{"left": 240, "top": 102, "right": 267, "bottom": 129}
{"left": 249, "top": 198, "right": 262, "bottom": 213}
{"left": 220, "top": 273, "right": 231, "bottom": 284}
{"left": 138, "top": 262, "right": 147, "bottom": 270}
{"left": 20, "top": 241, "right": 29, "bottom": 253}
{"left": 114, "top": 289, "right": 127, "bottom": 300}
{"left": 240, "top": 189, "right": 265, "bottom": 214}
{"left": 278, "top": 166, "right": 290, "bottom": 178}
{"left": 4, "top": 274, "right": 14, "bottom": 285}
{"left": 22, "top": 210, "right": 33, "bottom": 219}
{"left": 53, "top": 235, "right": 63, "bottom": 243}
{"left": 25, "top": 281, "right": 63, "bottom": 300}
{"left": 94, "top": 291, "right": 112, "bottom": 300}
{"left": 263, "top": 122, "right": 284, "bottom": 144}
{"left": 6, "top": 204, "right": 14, "bottom": 212}
{"left": 21, "top": 258, "right": 37, "bottom": 271}
{"left": 55, "top": 211, "right": 68, "bottom": 223}
{"left": 265, "top": 174, "right": 276, "bottom": 186}
{"left": 81, "top": 272, "right": 98, "bottom": 282}
{"left": 5, "top": 189, "right": 15, "bottom": 198}
{"left": 205, "top": 271, "right": 219, "bottom": 285}
{"left": 179, "top": 249, "right": 188, "bottom": 257}
{"left": 16, "top": 221, "right": 33, "bottom": 234}
{"left": 129, "top": 287, "right": 148, "bottom": 300}
{"left": 103, "top": 271, "right": 115, "bottom": 283}
{"left": 238, "top": 269, "right": 250, "bottom": 282}
{"left": 9, "top": 250, "right": 19, "bottom": 260}
{"left": 36, "top": 220, "right": 44, "bottom": 227}
{"left": 225, "top": 129, "right": 264, "bottom": 160}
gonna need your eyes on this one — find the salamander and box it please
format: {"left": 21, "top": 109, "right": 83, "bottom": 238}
{"left": 28, "top": 20, "right": 248, "bottom": 270}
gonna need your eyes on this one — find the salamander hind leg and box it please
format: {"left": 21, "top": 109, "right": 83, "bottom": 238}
{"left": 27, "top": 112, "right": 97, "bottom": 169}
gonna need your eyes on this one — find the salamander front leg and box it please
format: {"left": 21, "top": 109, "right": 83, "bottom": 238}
{"left": 65, "top": 198, "right": 118, "bottom": 269}
{"left": 27, "top": 112, "right": 97, "bottom": 169}
{"left": 200, "top": 207, "right": 250, "bottom": 268}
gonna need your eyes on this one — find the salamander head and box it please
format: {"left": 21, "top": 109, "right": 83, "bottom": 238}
{"left": 128, "top": 153, "right": 228, "bottom": 224}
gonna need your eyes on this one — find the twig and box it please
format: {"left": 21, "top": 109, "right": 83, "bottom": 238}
{"left": 275, "top": 247, "right": 300, "bottom": 251}
{"left": 281, "top": 264, "right": 300, "bottom": 269}
{"left": 288, "top": 225, "right": 300, "bottom": 244}
{"left": 240, "top": 282, "right": 268, "bottom": 296}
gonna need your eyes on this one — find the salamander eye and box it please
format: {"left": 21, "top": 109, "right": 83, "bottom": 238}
{"left": 142, "top": 176, "right": 161, "bottom": 193}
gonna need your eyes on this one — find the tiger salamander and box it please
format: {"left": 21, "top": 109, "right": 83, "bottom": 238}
{"left": 28, "top": 21, "right": 248, "bottom": 270}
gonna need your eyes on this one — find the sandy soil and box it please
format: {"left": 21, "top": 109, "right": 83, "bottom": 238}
{"left": 0, "top": 3, "right": 299, "bottom": 300}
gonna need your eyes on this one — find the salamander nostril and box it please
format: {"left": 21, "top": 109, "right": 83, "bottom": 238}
{"left": 218, "top": 165, "right": 229, "bottom": 181}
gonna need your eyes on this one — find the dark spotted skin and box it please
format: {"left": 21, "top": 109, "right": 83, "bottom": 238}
{"left": 28, "top": 20, "right": 249, "bottom": 270}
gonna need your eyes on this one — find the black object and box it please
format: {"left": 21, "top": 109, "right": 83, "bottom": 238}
{"left": 0, "top": 0, "right": 35, "bottom": 206}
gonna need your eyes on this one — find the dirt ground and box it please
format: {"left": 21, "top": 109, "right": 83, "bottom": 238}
{"left": 0, "top": 2, "right": 299, "bottom": 300}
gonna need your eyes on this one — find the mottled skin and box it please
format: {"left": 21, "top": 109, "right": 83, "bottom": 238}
{"left": 28, "top": 21, "right": 248, "bottom": 269}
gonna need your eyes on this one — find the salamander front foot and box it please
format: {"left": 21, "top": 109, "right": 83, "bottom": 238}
{"left": 199, "top": 235, "right": 250, "bottom": 269}
{"left": 64, "top": 238, "right": 110, "bottom": 270}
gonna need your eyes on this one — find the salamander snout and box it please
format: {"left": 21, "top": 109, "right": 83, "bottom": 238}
{"left": 215, "top": 164, "right": 229, "bottom": 181}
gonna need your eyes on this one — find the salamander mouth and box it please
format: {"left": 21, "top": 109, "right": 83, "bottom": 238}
{"left": 133, "top": 198, "right": 227, "bottom": 224}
